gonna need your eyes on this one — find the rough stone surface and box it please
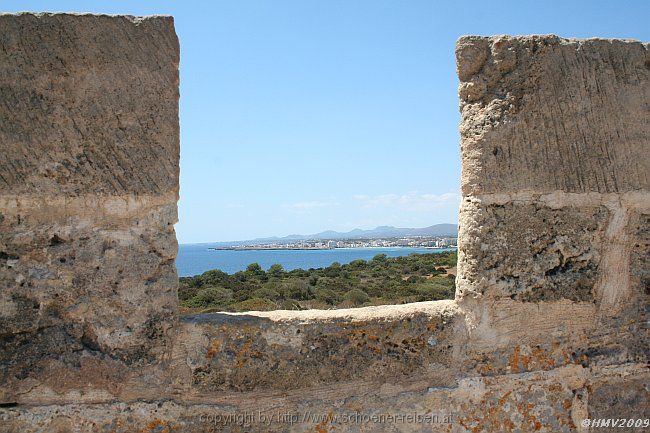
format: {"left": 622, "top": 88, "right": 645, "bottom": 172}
{"left": 457, "top": 35, "right": 649, "bottom": 195}
{"left": 174, "top": 301, "right": 461, "bottom": 393}
{"left": 0, "top": 13, "right": 180, "bottom": 405}
{"left": 0, "top": 13, "right": 180, "bottom": 195}
{"left": 588, "top": 373, "right": 650, "bottom": 432}
{"left": 1, "top": 364, "right": 646, "bottom": 432}
{"left": 0, "top": 20, "right": 648, "bottom": 433}
{"left": 456, "top": 200, "right": 608, "bottom": 301}
{"left": 454, "top": 35, "right": 649, "bottom": 433}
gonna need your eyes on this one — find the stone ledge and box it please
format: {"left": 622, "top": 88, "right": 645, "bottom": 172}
{"left": 2, "top": 364, "right": 645, "bottom": 432}
{"left": 173, "top": 300, "right": 463, "bottom": 393}
{"left": 464, "top": 191, "right": 650, "bottom": 211}
{"left": 183, "top": 299, "right": 458, "bottom": 323}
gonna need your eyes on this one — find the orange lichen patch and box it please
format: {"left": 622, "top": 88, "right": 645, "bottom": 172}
{"left": 210, "top": 325, "right": 270, "bottom": 369}
{"left": 509, "top": 345, "right": 556, "bottom": 372}
{"left": 340, "top": 327, "right": 395, "bottom": 354}
{"left": 531, "top": 346, "right": 556, "bottom": 369}
{"left": 141, "top": 418, "right": 174, "bottom": 433}
{"left": 517, "top": 401, "right": 543, "bottom": 431}
{"left": 509, "top": 346, "right": 523, "bottom": 372}
{"left": 206, "top": 340, "right": 222, "bottom": 360}
{"left": 456, "top": 384, "right": 571, "bottom": 433}
{"left": 234, "top": 338, "right": 253, "bottom": 368}
{"left": 572, "top": 353, "right": 589, "bottom": 366}
{"left": 314, "top": 412, "right": 334, "bottom": 433}
{"left": 498, "top": 390, "right": 513, "bottom": 405}
{"left": 477, "top": 363, "right": 494, "bottom": 375}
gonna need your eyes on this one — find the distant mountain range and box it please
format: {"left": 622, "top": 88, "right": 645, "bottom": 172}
{"left": 210, "top": 224, "right": 457, "bottom": 246}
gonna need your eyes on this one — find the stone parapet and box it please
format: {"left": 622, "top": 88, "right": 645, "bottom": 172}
{"left": 0, "top": 19, "right": 647, "bottom": 432}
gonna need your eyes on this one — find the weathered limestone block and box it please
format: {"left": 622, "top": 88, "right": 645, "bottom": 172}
{"left": 4, "top": 363, "right": 645, "bottom": 432}
{"left": 629, "top": 210, "right": 650, "bottom": 297}
{"left": 592, "top": 207, "right": 650, "bottom": 366}
{"left": 0, "top": 13, "right": 179, "bottom": 195}
{"left": 458, "top": 298, "right": 647, "bottom": 380}
{"left": 588, "top": 369, "right": 650, "bottom": 432}
{"left": 456, "top": 200, "right": 609, "bottom": 301}
{"left": 0, "top": 13, "right": 179, "bottom": 404}
{"left": 457, "top": 36, "right": 649, "bottom": 195}
{"left": 171, "top": 301, "right": 462, "bottom": 393}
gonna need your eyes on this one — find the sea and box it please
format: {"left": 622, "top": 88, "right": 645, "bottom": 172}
{"left": 176, "top": 244, "right": 456, "bottom": 277}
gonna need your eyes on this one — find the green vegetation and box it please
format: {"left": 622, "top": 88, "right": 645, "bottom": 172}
{"left": 179, "top": 251, "right": 457, "bottom": 313}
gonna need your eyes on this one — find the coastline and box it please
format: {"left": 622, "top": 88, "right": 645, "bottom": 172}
{"left": 177, "top": 246, "right": 457, "bottom": 276}
{"left": 208, "top": 246, "right": 457, "bottom": 251}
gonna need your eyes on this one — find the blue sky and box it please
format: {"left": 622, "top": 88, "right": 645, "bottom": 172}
{"left": 7, "top": 1, "right": 650, "bottom": 243}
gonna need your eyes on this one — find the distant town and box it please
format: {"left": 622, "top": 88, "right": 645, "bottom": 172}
{"left": 209, "top": 236, "right": 458, "bottom": 251}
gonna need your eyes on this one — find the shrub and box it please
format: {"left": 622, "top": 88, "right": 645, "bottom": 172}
{"left": 196, "top": 269, "right": 231, "bottom": 287}
{"left": 184, "top": 286, "right": 233, "bottom": 308}
{"left": 406, "top": 275, "right": 422, "bottom": 284}
{"left": 413, "top": 278, "right": 454, "bottom": 301}
{"left": 323, "top": 262, "right": 341, "bottom": 277}
{"left": 268, "top": 263, "right": 285, "bottom": 277}
{"left": 314, "top": 288, "right": 339, "bottom": 305}
{"left": 344, "top": 288, "right": 370, "bottom": 306}
{"left": 230, "top": 298, "right": 277, "bottom": 312}
{"left": 371, "top": 253, "right": 388, "bottom": 264}
{"left": 280, "top": 280, "right": 312, "bottom": 301}
{"left": 180, "top": 251, "right": 458, "bottom": 312}
{"left": 178, "top": 282, "right": 199, "bottom": 302}
{"left": 279, "top": 299, "right": 302, "bottom": 310}
{"left": 252, "top": 286, "right": 281, "bottom": 301}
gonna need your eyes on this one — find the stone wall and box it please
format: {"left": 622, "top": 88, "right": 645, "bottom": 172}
{"left": 0, "top": 13, "right": 180, "bottom": 403}
{"left": 453, "top": 36, "right": 649, "bottom": 432}
{"left": 0, "top": 14, "right": 647, "bottom": 433}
